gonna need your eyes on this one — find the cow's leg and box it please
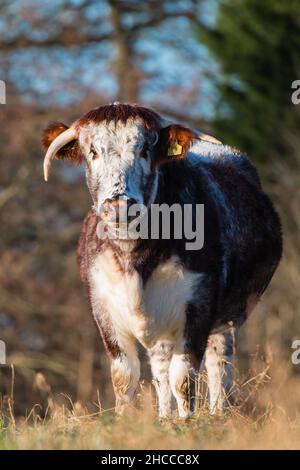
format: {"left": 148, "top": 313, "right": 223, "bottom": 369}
{"left": 148, "top": 341, "right": 174, "bottom": 418}
{"left": 169, "top": 336, "right": 210, "bottom": 418}
{"left": 110, "top": 343, "right": 140, "bottom": 415}
{"left": 169, "top": 348, "right": 194, "bottom": 419}
{"left": 93, "top": 309, "right": 140, "bottom": 415}
{"left": 169, "top": 302, "right": 214, "bottom": 418}
{"left": 205, "top": 325, "right": 236, "bottom": 414}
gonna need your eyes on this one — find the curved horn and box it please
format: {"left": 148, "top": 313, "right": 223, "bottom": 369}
{"left": 197, "top": 130, "right": 222, "bottom": 145}
{"left": 43, "top": 126, "right": 77, "bottom": 182}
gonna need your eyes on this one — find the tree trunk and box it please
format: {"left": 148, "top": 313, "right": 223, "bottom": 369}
{"left": 109, "top": 1, "right": 140, "bottom": 103}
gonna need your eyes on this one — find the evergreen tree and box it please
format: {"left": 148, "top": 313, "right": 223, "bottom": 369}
{"left": 199, "top": 0, "right": 300, "bottom": 160}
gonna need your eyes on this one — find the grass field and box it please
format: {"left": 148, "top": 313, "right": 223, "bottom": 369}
{"left": 0, "top": 357, "right": 300, "bottom": 450}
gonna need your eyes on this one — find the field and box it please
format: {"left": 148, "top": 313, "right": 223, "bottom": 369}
{"left": 1, "top": 364, "right": 300, "bottom": 450}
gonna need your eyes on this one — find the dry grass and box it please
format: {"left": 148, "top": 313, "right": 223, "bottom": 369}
{"left": 0, "top": 358, "right": 300, "bottom": 450}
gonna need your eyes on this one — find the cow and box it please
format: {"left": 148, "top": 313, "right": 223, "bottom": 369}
{"left": 42, "top": 103, "right": 282, "bottom": 418}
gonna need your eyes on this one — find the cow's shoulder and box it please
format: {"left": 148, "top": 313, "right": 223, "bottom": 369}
{"left": 187, "top": 141, "right": 261, "bottom": 187}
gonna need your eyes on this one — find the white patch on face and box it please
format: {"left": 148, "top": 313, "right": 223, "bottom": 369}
{"left": 78, "top": 119, "right": 158, "bottom": 210}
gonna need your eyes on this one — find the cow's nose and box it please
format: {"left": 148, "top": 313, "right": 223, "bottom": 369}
{"left": 101, "top": 197, "right": 138, "bottom": 223}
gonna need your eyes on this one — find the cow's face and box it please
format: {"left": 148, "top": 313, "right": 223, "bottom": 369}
{"left": 42, "top": 104, "right": 198, "bottom": 226}
{"left": 79, "top": 119, "right": 159, "bottom": 216}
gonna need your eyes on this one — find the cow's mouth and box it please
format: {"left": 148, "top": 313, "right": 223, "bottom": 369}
{"left": 100, "top": 218, "right": 141, "bottom": 240}
{"left": 97, "top": 200, "right": 146, "bottom": 240}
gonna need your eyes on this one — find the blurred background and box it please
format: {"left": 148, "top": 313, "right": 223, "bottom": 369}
{"left": 0, "top": 0, "right": 299, "bottom": 417}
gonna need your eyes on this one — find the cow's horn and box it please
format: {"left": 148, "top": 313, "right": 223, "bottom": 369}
{"left": 43, "top": 126, "right": 77, "bottom": 181}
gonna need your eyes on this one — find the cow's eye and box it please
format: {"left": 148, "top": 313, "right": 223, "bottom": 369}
{"left": 90, "top": 145, "right": 99, "bottom": 160}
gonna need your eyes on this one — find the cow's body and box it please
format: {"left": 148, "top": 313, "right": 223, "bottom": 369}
{"left": 43, "top": 104, "right": 282, "bottom": 418}
{"left": 77, "top": 139, "right": 281, "bottom": 417}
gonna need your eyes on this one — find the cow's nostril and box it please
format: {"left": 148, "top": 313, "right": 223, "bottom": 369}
{"left": 104, "top": 197, "right": 137, "bottom": 207}
{"left": 101, "top": 197, "right": 139, "bottom": 223}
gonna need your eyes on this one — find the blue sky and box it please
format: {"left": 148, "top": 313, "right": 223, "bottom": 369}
{"left": 2, "top": 0, "right": 220, "bottom": 121}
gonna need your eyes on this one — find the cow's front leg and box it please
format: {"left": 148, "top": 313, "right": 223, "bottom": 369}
{"left": 169, "top": 350, "right": 194, "bottom": 419}
{"left": 92, "top": 308, "right": 140, "bottom": 415}
{"left": 148, "top": 341, "right": 174, "bottom": 418}
{"left": 205, "top": 325, "right": 236, "bottom": 414}
{"left": 111, "top": 344, "right": 140, "bottom": 415}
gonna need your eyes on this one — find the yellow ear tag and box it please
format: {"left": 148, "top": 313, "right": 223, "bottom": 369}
{"left": 167, "top": 140, "right": 183, "bottom": 157}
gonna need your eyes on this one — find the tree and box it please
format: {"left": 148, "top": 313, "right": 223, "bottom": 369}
{"left": 198, "top": 0, "right": 300, "bottom": 160}
{"left": 0, "top": 0, "right": 211, "bottom": 127}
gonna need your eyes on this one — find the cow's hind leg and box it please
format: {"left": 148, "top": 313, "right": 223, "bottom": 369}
{"left": 148, "top": 341, "right": 174, "bottom": 418}
{"left": 169, "top": 336, "right": 210, "bottom": 419}
{"left": 169, "top": 304, "right": 213, "bottom": 419}
{"left": 205, "top": 325, "right": 236, "bottom": 414}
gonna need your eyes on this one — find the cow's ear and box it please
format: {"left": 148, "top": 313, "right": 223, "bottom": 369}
{"left": 154, "top": 124, "right": 199, "bottom": 166}
{"left": 42, "top": 121, "right": 82, "bottom": 164}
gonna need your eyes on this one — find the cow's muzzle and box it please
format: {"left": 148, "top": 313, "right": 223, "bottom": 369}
{"left": 99, "top": 196, "right": 140, "bottom": 225}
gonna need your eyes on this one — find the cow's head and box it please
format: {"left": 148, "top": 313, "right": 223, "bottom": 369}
{"left": 42, "top": 103, "right": 200, "bottom": 225}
